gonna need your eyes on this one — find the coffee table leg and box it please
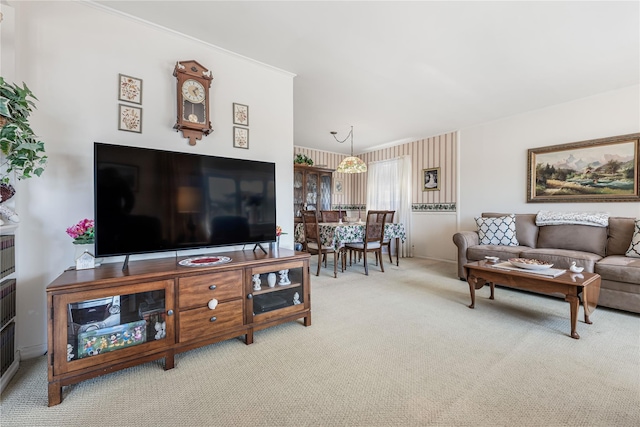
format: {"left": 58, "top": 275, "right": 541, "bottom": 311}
{"left": 489, "top": 282, "right": 495, "bottom": 300}
{"left": 467, "top": 275, "right": 477, "bottom": 309}
{"left": 565, "top": 293, "right": 580, "bottom": 339}
{"left": 582, "top": 279, "right": 601, "bottom": 325}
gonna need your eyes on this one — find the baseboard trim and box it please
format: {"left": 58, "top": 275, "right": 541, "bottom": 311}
{"left": 19, "top": 343, "right": 47, "bottom": 360}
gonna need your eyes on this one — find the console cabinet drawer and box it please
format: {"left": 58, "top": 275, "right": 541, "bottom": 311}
{"left": 178, "top": 300, "right": 244, "bottom": 343}
{"left": 179, "top": 270, "right": 242, "bottom": 309}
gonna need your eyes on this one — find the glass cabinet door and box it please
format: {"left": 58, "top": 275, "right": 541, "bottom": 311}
{"left": 294, "top": 169, "right": 304, "bottom": 218}
{"left": 319, "top": 174, "right": 332, "bottom": 212}
{"left": 52, "top": 279, "right": 174, "bottom": 375}
{"left": 248, "top": 262, "right": 306, "bottom": 322}
{"left": 305, "top": 173, "right": 318, "bottom": 211}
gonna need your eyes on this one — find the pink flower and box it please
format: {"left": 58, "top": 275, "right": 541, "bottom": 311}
{"left": 66, "top": 219, "right": 95, "bottom": 244}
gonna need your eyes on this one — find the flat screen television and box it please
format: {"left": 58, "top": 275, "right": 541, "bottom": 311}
{"left": 94, "top": 142, "right": 276, "bottom": 258}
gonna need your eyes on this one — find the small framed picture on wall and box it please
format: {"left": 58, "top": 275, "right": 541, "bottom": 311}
{"left": 233, "top": 103, "right": 249, "bottom": 126}
{"left": 334, "top": 179, "right": 344, "bottom": 194}
{"left": 118, "top": 74, "right": 143, "bottom": 104}
{"left": 423, "top": 167, "right": 440, "bottom": 191}
{"left": 118, "top": 104, "right": 142, "bottom": 133}
{"left": 233, "top": 127, "right": 249, "bottom": 149}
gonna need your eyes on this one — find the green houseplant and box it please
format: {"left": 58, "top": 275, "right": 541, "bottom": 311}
{"left": 0, "top": 77, "right": 47, "bottom": 184}
{"left": 294, "top": 153, "right": 313, "bottom": 166}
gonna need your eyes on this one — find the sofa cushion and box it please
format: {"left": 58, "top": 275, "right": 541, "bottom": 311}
{"left": 625, "top": 219, "right": 640, "bottom": 258}
{"left": 519, "top": 248, "right": 602, "bottom": 273}
{"left": 482, "top": 213, "right": 538, "bottom": 248}
{"left": 467, "top": 245, "right": 530, "bottom": 262}
{"left": 596, "top": 255, "right": 640, "bottom": 284}
{"left": 537, "top": 224, "right": 607, "bottom": 257}
{"left": 607, "top": 217, "right": 636, "bottom": 256}
{"left": 475, "top": 214, "right": 519, "bottom": 246}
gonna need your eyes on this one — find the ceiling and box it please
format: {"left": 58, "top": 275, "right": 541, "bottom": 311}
{"left": 94, "top": 1, "right": 640, "bottom": 155}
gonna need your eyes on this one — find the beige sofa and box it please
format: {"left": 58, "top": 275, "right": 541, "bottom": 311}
{"left": 453, "top": 213, "right": 640, "bottom": 314}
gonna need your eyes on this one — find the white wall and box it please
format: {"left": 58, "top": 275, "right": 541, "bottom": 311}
{"left": 5, "top": 2, "right": 295, "bottom": 358}
{"left": 459, "top": 85, "right": 640, "bottom": 231}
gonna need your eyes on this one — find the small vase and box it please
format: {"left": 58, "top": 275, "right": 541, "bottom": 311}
{"left": 267, "top": 273, "right": 277, "bottom": 288}
{"left": 271, "top": 236, "right": 280, "bottom": 255}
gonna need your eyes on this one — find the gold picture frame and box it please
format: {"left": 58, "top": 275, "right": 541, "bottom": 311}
{"left": 527, "top": 133, "right": 639, "bottom": 203}
{"left": 423, "top": 167, "right": 440, "bottom": 191}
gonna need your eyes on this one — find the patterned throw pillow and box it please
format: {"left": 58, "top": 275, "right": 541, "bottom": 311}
{"left": 625, "top": 219, "right": 640, "bottom": 258}
{"left": 475, "top": 214, "right": 519, "bottom": 246}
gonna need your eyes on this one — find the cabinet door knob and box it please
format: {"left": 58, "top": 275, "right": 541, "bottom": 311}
{"left": 208, "top": 298, "right": 218, "bottom": 310}
{"left": 167, "top": 309, "right": 174, "bottom": 316}
{"left": 209, "top": 284, "right": 217, "bottom": 290}
{"left": 210, "top": 316, "right": 217, "bottom": 322}
{"left": 247, "top": 293, "right": 253, "bottom": 299}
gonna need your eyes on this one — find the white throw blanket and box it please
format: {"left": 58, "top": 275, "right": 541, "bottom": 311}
{"left": 535, "top": 211, "right": 609, "bottom": 227}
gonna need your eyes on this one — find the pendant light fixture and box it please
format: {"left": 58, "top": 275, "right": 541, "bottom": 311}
{"left": 331, "top": 126, "right": 367, "bottom": 173}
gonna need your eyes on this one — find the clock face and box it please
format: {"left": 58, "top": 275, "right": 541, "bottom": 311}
{"left": 181, "top": 79, "right": 206, "bottom": 103}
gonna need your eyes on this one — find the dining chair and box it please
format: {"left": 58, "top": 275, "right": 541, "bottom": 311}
{"left": 301, "top": 210, "right": 340, "bottom": 278}
{"left": 320, "top": 210, "right": 346, "bottom": 223}
{"left": 381, "top": 210, "right": 396, "bottom": 264}
{"left": 344, "top": 210, "right": 387, "bottom": 275}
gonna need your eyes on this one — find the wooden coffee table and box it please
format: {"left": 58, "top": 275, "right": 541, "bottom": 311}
{"left": 464, "top": 260, "right": 601, "bottom": 339}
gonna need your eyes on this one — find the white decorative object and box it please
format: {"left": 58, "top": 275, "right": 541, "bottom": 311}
{"left": 569, "top": 262, "right": 584, "bottom": 273}
{"left": 208, "top": 298, "right": 218, "bottom": 310}
{"left": 535, "top": 211, "right": 609, "bottom": 227}
{"left": 0, "top": 205, "right": 19, "bottom": 223}
{"left": 475, "top": 214, "right": 519, "bottom": 246}
{"left": 252, "top": 274, "right": 262, "bottom": 290}
{"left": 626, "top": 219, "right": 640, "bottom": 258}
{"left": 293, "top": 292, "right": 301, "bottom": 305}
{"left": 508, "top": 258, "right": 553, "bottom": 270}
{"left": 66, "top": 344, "right": 75, "bottom": 362}
{"left": 178, "top": 256, "right": 231, "bottom": 267}
{"left": 75, "top": 245, "right": 95, "bottom": 270}
{"left": 154, "top": 321, "right": 166, "bottom": 340}
{"left": 267, "top": 272, "right": 277, "bottom": 287}
{"left": 278, "top": 269, "right": 291, "bottom": 285}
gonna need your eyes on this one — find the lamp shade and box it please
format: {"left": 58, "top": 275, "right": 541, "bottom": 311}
{"left": 336, "top": 156, "right": 367, "bottom": 174}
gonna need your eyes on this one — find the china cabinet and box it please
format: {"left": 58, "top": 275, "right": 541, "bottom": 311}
{"left": 293, "top": 165, "right": 334, "bottom": 222}
{"left": 47, "top": 248, "right": 310, "bottom": 406}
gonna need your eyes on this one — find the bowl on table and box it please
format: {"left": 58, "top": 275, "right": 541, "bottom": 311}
{"left": 508, "top": 258, "right": 553, "bottom": 270}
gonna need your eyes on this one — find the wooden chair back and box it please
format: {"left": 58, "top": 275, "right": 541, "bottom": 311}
{"left": 384, "top": 210, "right": 395, "bottom": 224}
{"left": 320, "top": 210, "right": 346, "bottom": 223}
{"left": 301, "top": 210, "right": 320, "bottom": 243}
{"left": 364, "top": 210, "right": 387, "bottom": 243}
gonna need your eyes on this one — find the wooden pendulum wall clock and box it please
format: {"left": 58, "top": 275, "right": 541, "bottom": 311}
{"left": 173, "top": 60, "right": 213, "bottom": 145}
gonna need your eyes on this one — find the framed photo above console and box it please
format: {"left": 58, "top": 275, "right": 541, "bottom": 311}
{"left": 527, "top": 133, "right": 639, "bottom": 203}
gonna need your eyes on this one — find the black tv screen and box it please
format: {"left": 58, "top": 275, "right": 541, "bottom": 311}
{"left": 94, "top": 143, "right": 276, "bottom": 257}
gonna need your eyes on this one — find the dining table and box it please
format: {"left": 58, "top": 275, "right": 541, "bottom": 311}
{"left": 294, "top": 221, "right": 407, "bottom": 266}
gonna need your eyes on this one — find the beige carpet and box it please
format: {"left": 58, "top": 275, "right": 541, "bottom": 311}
{"left": 1, "top": 258, "right": 639, "bottom": 426}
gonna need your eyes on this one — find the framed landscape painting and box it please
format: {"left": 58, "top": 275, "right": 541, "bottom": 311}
{"left": 527, "top": 133, "right": 639, "bottom": 203}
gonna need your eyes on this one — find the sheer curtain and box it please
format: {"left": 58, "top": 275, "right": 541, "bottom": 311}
{"left": 366, "top": 156, "right": 412, "bottom": 258}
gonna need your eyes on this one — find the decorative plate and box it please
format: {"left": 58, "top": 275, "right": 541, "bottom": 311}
{"left": 508, "top": 258, "right": 553, "bottom": 270}
{"left": 178, "top": 256, "right": 231, "bottom": 267}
